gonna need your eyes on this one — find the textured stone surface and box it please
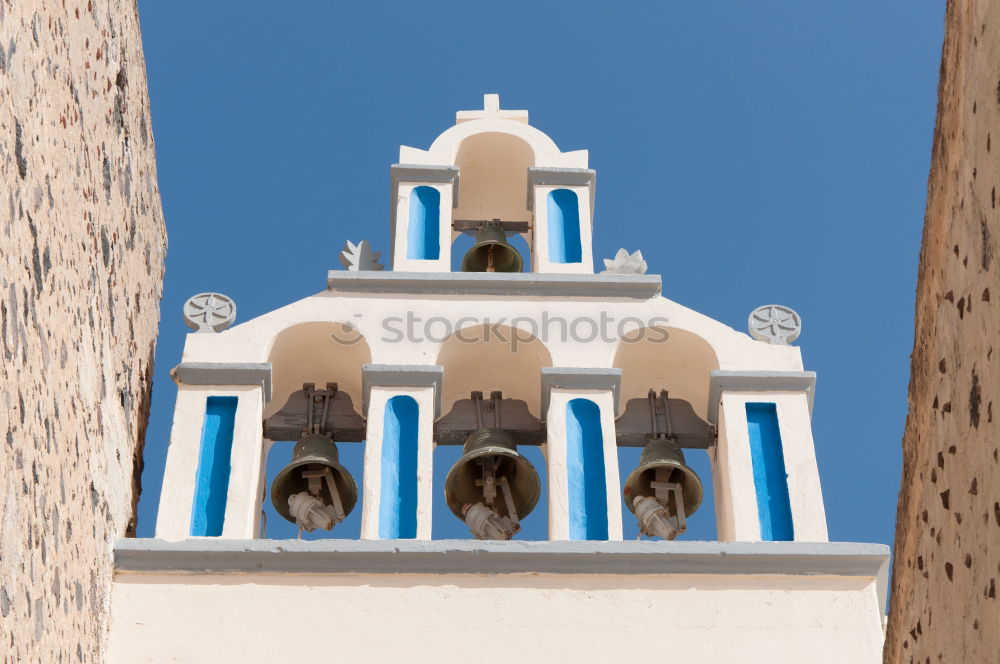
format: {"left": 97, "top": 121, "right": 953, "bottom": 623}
{"left": 885, "top": 2, "right": 1000, "bottom": 661}
{"left": 0, "top": 1, "right": 165, "bottom": 661}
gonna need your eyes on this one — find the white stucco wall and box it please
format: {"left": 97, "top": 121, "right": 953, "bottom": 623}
{"left": 107, "top": 571, "right": 885, "bottom": 663}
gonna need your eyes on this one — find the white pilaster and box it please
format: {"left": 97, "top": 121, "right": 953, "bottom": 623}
{"left": 709, "top": 371, "right": 827, "bottom": 543}
{"left": 390, "top": 165, "right": 459, "bottom": 272}
{"left": 360, "top": 365, "right": 442, "bottom": 540}
{"left": 154, "top": 384, "right": 265, "bottom": 540}
{"left": 527, "top": 168, "right": 596, "bottom": 274}
{"left": 545, "top": 388, "right": 623, "bottom": 541}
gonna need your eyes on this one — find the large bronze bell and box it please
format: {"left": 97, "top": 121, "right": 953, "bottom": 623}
{"left": 444, "top": 428, "right": 540, "bottom": 521}
{"left": 270, "top": 433, "right": 358, "bottom": 528}
{"left": 623, "top": 438, "right": 703, "bottom": 516}
{"left": 461, "top": 220, "right": 523, "bottom": 273}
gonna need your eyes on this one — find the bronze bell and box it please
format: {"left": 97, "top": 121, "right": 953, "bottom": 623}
{"left": 444, "top": 428, "right": 540, "bottom": 522}
{"left": 461, "top": 220, "right": 523, "bottom": 273}
{"left": 623, "top": 438, "right": 703, "bottom": 517}
{"left": 270, "top": 433, "right": 358, "bottom": 529}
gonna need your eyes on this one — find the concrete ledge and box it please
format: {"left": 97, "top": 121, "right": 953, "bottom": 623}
{"left": 362, "top": 364, "right": 444, "bottom": 417}
{"left": 390, "top": 164, "right": 461, "bottom": 205}
{"left": 326, "top": 271, "right": 661, "bottom": 299}
{"left": 707, "top": 370, "right": 816, "bottom": 423}
{"left": 114, "top": 539, "right": 888, "bottom": 583}
{"left": 526, "top": 167, "right": 597, "bottom": 217}
{"left": 541, "top": 367, "right": 622, "bottom": 419}
{"left": 170, "top": 362, "right": 272, "bottom": 401}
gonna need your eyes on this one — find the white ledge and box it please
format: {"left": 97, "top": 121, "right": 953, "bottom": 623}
{"left": 326, "top": 271, "right": 662, "bottom": 299}
{"left": 114, "top": 538, "right": 888, "bottom": 579}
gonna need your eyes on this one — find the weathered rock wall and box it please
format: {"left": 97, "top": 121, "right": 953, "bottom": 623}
{"left": 885, "top": 1, "right": 1000, "bottom": 661}
{"left": 0, "top": 1, "right": 165, "bottom": 661}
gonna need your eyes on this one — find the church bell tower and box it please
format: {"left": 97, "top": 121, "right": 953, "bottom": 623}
{"left": 107, "top": 95, "right": 889, "bottom": 663}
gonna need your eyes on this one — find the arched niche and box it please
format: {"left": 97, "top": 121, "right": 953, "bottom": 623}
{"left": 612, "top": 327, "right": 720, "bottom": 420}
{"left": 407, "top": 186, "right": 441, "bottom": 260}
{"left": 379, "top": 395, "right": 419, "bottom": 539}
{"left": 453, "top": 132, "right": 535, "bottom": 223}
{"left": 435, "top": 323, "right": 552, "bottom": 418}
{"left": 547, "top": 188, "right": 582, "bottom": 263}
{"left": 265, "top": 322, "right": 372, "bottom": 419}
{"left": 566, "top": 398, "right": 609, "bottom": 540}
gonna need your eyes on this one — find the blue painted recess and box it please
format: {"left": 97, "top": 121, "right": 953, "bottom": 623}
{"left": 546, "top": 189, "right": 582, "bottom": 264}
{"left": 378, "top": 395, "right": 419, "bottom": 538}
{"left": 407, "top": 186, "right": 441, "bottom": 260}
{"left": 190, "top": 396, "right": 238, "bottom": 537}
{"left": 746, "top": 403, "right": 794, "bottom": 541}
{"left": 566, "top": 398, "right": 609, "bottom": 540}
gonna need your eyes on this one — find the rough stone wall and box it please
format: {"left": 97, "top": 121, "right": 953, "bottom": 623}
{"left": 885, "top": 2, "right": 1000, "bottom": 662}
{"left": 0, "top": 1, "right": 165, "bottom": 662}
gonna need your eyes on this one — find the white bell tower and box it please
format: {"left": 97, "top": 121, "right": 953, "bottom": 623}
{"left": 108, "top": 95, "right": 890, "bottom": 664}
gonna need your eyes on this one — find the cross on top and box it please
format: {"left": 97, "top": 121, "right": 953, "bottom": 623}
{"left": 456, "top": 94, "right": 529, "bottom": 124}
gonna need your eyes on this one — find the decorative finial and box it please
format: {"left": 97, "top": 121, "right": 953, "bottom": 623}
{"left": 456, "top": 94, "right": 529, "bottom": 124}
{"left": 748, "top": 305, "right": 801, "bottom": 345}
{"left": 339, "top": 240, "right": 385, "bottom": 271}
{"left": 601, "top": 249, "right": 648, "bottom": 275}
{"left": 183, "top": 293, "right": 236, "bottom": 333}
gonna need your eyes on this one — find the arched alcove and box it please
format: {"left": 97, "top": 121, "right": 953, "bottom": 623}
{"left": 435, "top": 323, "right": 553, "bottom": 417}
{"left": 265, "top": 322, "right": 372, "bottom": 419}
{"left": 453, "top": 132, "right": 535, "bottom": 223}
{"left": 612, "top": 326, "right": 720, "bottom": 421}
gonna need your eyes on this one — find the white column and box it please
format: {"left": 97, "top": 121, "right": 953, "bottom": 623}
{"left": 360, "top": 365, "right": 442, "bottom": 540}
{"left": 154, "top": 383, "right": 265, "bottom": 540}
{"left": 545, "top": 388, "right": 623, "bottom": 541}
{"left": 390, "top": 165, "right": 459, "bottom": 272}
{"left": 709, "top": 371, "right": 827, "bottom": 543}
{"left": 527, "top": 167, "right": 596, "bottom": 274}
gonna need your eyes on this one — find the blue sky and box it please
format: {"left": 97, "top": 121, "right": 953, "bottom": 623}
{"left": 135, "top": 2, "right": 944, "bottom": 543}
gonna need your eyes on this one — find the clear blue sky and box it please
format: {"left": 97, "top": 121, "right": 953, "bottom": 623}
{"left": 135, "top": 2, "right": 945, "bottom": 543}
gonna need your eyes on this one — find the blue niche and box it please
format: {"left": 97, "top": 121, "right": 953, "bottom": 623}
{"left": 546, "top": 189, "right": 582, "bottom": 264}
{"left": 407, "top": 186, "right": 441, "bottom": 260}
{"left": 566, "top": 398, "right": 609, "bottom": 540}
{"left": 190, "top": 396, "right": 238, "bottom": 537}
{"left": 379, "top": 395, "right": 420, "bottom": 538}
{"left": 746, "top": 403, "right": 794, "bottom": 541}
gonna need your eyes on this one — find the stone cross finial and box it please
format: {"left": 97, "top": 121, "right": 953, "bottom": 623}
{"left": 456, "top": 94, "right": 529, "bottom": 124}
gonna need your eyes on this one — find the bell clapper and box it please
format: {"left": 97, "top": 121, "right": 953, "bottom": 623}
{"left": 464, "top": 452, "right": 521, "bottom": 540}
{"left": 486, "top": 245, "right": 496, "bottom": 272}
{"left": 498, "top": 476, "right": 521, "bottom": 534}
{"left": 462, "top": 502, "right": 516, "bottom": 540}
{"left": 633, "top": 467, "right": 687, "bottom": 540}
{"left": 289, "top": 466, "right": 347, "bottom": 532}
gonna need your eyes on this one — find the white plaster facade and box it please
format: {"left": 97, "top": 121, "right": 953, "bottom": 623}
{"left": 109, "top": 570, "right": 884, "bottom": 662}
{"left": 115, "top": 96, "right": 888, "bottom": 662}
